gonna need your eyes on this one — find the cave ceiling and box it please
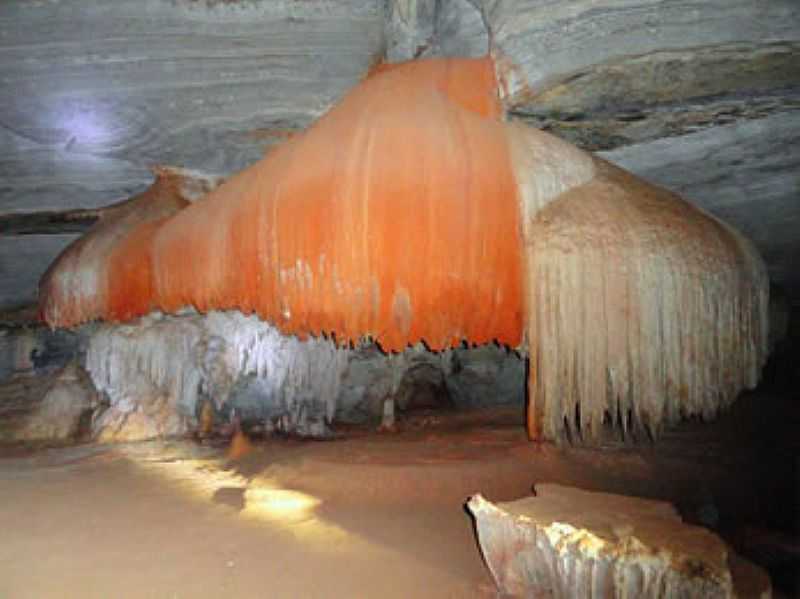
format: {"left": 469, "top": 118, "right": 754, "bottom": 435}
{"left": 0, "top": 0, "right": 798, "bottom": 313}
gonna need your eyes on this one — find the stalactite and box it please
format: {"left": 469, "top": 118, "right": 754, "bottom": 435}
{"left": 40, "top": 56, "right": 769, "bottom": 444}
{"left": 86, "top": 311, "right": 349, "bottom": 436}
{"left": 523, "top": 161, "right": 769, "bottom": 443}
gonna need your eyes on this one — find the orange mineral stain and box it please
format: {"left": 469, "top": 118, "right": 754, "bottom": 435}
{"left": 43, "top": 57, "right": 524, "bottom": 352}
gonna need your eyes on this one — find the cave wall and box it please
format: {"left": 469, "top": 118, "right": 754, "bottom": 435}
{"left": 1, "top": 0, "right": 798, "bottom": 312}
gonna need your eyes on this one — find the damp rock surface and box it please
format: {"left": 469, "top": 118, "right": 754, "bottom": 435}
{"left": 468, "top": 485, "right": 772, "bottom": 598}
{"left": 0, "top": 361, "right": 97, "bottom": 443}
{"left": 0, "top": 323, "right": 83, "bottom": 383}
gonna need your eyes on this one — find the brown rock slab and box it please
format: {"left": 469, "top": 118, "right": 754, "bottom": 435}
{"left": 467, "top": 484, "right": 771, "bottom": 598}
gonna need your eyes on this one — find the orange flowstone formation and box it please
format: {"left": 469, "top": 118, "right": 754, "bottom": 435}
{"left": 42, "top": 57, "right": 524, "bottom": 352}
{"left": 39, "top": 56, "right": 769, "bottom": 443}
{"left": 39, "top": 166, "right": 220, "bottom": 330}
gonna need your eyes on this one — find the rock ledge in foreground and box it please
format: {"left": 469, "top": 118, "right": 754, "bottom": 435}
{"left": 467, "top": 484, "right": 770, "bottom": 598}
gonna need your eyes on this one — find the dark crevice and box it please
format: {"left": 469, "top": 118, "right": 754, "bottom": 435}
{"left": 510, "top": 96, "right": 799, "bottom": 152}
{"left": 0, "top": 209, "right": 100, "bottom": 235}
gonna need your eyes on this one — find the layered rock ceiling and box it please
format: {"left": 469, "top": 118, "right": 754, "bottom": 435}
{"left": 0, "top": 0, "right": 797, "bottom": 314}
{"left": 0, "top": 1, "right": 795, "bottom": 310}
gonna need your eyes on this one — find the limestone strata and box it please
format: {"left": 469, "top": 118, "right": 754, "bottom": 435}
{"left": 601, "top": 112, "right": 800, "bottom": 301}
{"left": 467, "top": 485, "right": 771, "bottom": 598}
{"left": 0, "top": 0, "right": 384, "bottom": 201}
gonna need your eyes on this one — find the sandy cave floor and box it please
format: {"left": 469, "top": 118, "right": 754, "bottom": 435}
{"left": 0, "top": 390, "right": 798, "bottom": 599}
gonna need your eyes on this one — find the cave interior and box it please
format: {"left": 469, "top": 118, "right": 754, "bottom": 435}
{"left": 0, "top": 1, "right": 798, "bottom": 597}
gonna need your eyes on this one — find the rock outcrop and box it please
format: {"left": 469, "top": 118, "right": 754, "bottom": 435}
{"left": 468, "top": 485, "right": 772, "bottom": 598}
{"left": 0, "top": 361, "right": 98, "bottom": 443}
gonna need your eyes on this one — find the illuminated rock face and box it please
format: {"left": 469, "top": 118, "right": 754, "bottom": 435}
{"left": 82, "top": 310, "right": 524, "bottom": 440}
{"left": 467, "top": 486, "right": 772, "bottom": 598}
{"left": 39, "top": 57, "right": 769, "bottom": 443}
{"left": 86, "top": 311, "right": 348, "bottom": 439}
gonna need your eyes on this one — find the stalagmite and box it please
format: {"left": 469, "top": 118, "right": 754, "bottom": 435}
{"left": 39, "top": 56, "right": 768, "bottom": 443}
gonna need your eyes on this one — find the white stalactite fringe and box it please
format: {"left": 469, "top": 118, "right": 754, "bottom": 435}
{"left": 523, "top": 160, "right": 769, "bottom": 443}
{"left": 85, "top": 311, "right": 349, "bottom": 435}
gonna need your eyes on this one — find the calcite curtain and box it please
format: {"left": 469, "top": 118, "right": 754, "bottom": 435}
{"left": 40, "top": 57, "right": 768, "bottom": 442}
